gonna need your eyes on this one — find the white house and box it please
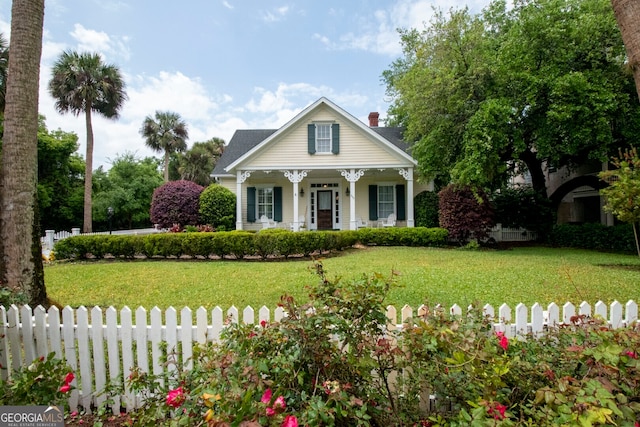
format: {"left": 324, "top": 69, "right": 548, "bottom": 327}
{"left": 212, "top": 97, "right": 432, "bottom": 231}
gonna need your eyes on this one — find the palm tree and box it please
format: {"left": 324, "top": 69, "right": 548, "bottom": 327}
{"left": 177, "top": 137, "right": 226, "bottom": 186}
{"left": 0, "top": 0, "right": 47, "bottom": 305}
{"left": 140, "top": 111, "right": 189, "bottom": 182}
{"left": 612, "top": 0, "right": 640, "bottom": 101}
{"left": 48, "top": 51, "right": 127, "bottom": 233}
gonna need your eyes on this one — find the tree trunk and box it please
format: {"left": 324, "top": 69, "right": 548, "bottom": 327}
{"left": 519, "top": 148, "right": 547, "bottom": 195}
{"left": 164, "top": 150, "right": 170, "bottom": 182}
{"left": 612, "top": 0, "right": 640, "bottom": 102}
{"left": 83, "top": 106, "right": 94, "bottom": 233}
{"left": 0, "top": 0, "right": 46, "bottom": 305}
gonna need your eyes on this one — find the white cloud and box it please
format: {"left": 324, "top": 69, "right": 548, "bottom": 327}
{"left": 222, "top": 1, "right": 234, "bottom": 10}
{"left": 69, "top": 23, "right": 131, "bottom": 61}
{"left": 315, "top": 0, "right": 491, "bottom": 57}
{"left": 261, "top": 5, "right": 290, "bottom": 23}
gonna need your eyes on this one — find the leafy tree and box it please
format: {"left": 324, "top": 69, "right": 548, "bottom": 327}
{"left": 199, "top": 184, "right": 236, "bottom": 230}
{"left": 174, "top": 137, "right": 225, "bottom": 186}
{"left": 150, "top": 180, "right": 203, "bottom": 229}
{"left": 599, "top": 147, "right": 640, "bottom": 256}
{"left": 140, "top": 111, "right": 188, "bottom": 182}
{"left": 93, "top": 153, "right": 163, "bottom": 230}
{"left": 491, "top": 186, "right": 554, "bottom": 237}
{"left": 438, "top": 184, "right": 494, "bottom": 244}
{"left": 37, "top": 118, "right": 84, "bottom": 232}
{"left": 48, "top": 51, "right": 127, "bottom": 233}
{"left": 0, "top": 0, "right": 46, "bottom": 305}
{"left": 384, "top": 0, "right": 640, "bottom": 196}
{"left": 611, "top": 0, "right": 640, "bottom": 101}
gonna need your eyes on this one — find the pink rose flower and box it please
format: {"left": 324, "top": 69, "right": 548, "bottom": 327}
{"left": 64, "top": 372, "right": 75, "bottom": 385}
{"left": 261, "top": 388, "right": 272, "bottom": 404}
{"left": 282, "top": 415, "right": 298, "bottom": 427}
{"left": 166, "top": 386, "right": 185, "bottom": 408}
{"left": 59, "top": 384, "right": 71, "bottom": 393}
{"left": 625, "top": 350, "right": 637, "bottom": 359}
{"left": 496, "top": 331, "right": 508, "bottom": 351}
{"left": 488, "top": 402, "right": 507, "bottom": 420}
{"left": 273, "top": 395, "right": 286, "bottom": 411}
{"left": 260, "top": 320, "right": 267, "bottom": 328}
{"left": 266, "top": 407, "right": 275, "bottom": 417}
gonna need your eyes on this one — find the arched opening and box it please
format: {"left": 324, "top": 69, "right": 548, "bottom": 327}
{"left": 549, "top": 175, "right": 608, "bottom": 224}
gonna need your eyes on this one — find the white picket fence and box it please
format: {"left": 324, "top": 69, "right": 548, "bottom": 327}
{"left": 1, "top": 300, "right": 636, "bottom": 414}
{"left": 488, "top": 224, "right": 537, "bottom": 242}
{"left": 41, "top": 228, "right": 163, "bottom": 251}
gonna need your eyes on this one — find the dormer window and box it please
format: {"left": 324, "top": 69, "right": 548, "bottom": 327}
{"left": 316, "top": 124, "right": 332, "bottom": 153}
{"left": 308, "top": 123, "right": 340, "bottom": 155}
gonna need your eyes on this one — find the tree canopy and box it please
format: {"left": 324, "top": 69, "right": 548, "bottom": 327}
{"left": 92, "top": 153, "right": 163, "bottom": 230}
{"left": 383, "top": 0, "right": 640, "bottom": 194}
{"left": 140, "top": 110, "right": 189, "bottom": 182}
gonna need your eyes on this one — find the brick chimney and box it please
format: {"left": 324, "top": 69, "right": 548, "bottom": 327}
{"left": 368, "top": 112, "right": 379, "bottom": 127}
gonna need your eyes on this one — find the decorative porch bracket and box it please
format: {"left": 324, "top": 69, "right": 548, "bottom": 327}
{"left": 397, "top": 168, "right": 415, "bottom": 227}
{"left": 236, "top": 170, "right": 254, "bottom": 230}
{"left": 339, "top": 169, "right": 367, "bottom": 230}
{"left": 283, "top": 170, "right": 309, "bottom": 231}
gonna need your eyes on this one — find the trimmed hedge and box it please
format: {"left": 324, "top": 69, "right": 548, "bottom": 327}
{"left": 548, "top": 223, "right": 636, "bottom": 254}
{"left": 52, "top": 227, "right": 449, "bottom": 260}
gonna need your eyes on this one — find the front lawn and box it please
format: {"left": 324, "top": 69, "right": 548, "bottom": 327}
{"left": 44, "top": 246, "right": 640, "bottom": 310}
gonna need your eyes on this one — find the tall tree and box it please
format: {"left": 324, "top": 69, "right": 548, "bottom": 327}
{"left": 48, "top": 51, "right": 127, "bottom": 233}
{"left": 140, "top": 111, "right": 188, "bottom": 182}
{"left": 384, "top": 0, "right": 640, "bottom": 195}
{"left": 0, "top": 0, "right": 46, "bottom": 305}
{"left": 176, "top": 137, "right": 225, "bottom": 186}
{"left": 611, "top": 0, "right": 640, "bottom": 101}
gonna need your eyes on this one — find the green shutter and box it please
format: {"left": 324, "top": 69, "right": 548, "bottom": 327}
{"left": 308, "top": 124, "right": 316, "bottom": 154}
{"left": 368, "top": 185, "right": 378, "bottom": 221}
{"left": 247, "top": 187, "right": 256, "bottom": 222}
{"left": 274, "top": 187, "right": 283, "bottom": 222}
{"left": 331, "top": 123, "right": 339, "bottom": 154}
{"left": 396, "top": 184, "right": 406, "bottom": 221}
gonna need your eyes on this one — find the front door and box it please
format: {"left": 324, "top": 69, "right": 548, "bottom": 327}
{"left": 317, "top": 190, "right": 333, "bottom": 230}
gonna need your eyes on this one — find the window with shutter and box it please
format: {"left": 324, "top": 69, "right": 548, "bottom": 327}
{"left": 308, "top": 123, "right": 339, "bottom": 154}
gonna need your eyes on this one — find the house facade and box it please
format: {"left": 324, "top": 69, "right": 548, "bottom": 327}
{"left": 212, "top": 97, "right": 432, "bottom": 231}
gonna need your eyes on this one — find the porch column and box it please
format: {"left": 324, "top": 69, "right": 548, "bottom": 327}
{"left": 399, "top": 168, "right": 415, "bottom": 227}
{"left": 340, "top": 169, "right": 366, "bottom": 230}
{"left": 283, "top": 170, "right": 309, "bottom": 231}
{"left": 236, "top": 170, "right": 252, "bottom": 230}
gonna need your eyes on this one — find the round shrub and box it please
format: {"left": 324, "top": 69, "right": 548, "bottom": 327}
{"left": 199, "top": 184, "right": 236, "bottom": 231}
{"left": 150, "top": 180, "right": 204, "bottom": 229}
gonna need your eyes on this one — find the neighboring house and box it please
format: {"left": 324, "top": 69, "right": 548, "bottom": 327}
{"left": 212, "top": 97, "right": 432, "bottom": 231}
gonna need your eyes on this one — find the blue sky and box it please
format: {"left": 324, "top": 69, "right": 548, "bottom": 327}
{"left": 0, "top": 0, "right": 487, "bottom": 169}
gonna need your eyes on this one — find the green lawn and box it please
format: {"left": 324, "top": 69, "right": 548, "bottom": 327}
{"left": 44, "top": 246, "right": 640, "bottom": 311}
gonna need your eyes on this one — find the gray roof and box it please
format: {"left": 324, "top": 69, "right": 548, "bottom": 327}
{"left": 212, "top": 126, "right": 409, "bottom": 176}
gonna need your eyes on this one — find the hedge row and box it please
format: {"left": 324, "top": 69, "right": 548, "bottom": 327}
{"left": 52, "top": 227, "right": 449, "bottom": 260}
{"left": 548, "top": 223, "right": 637, "bottom": 254}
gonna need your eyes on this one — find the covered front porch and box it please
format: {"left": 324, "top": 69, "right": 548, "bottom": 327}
{"left": 233, "top": 167, "right": 420, "bottom": 232}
